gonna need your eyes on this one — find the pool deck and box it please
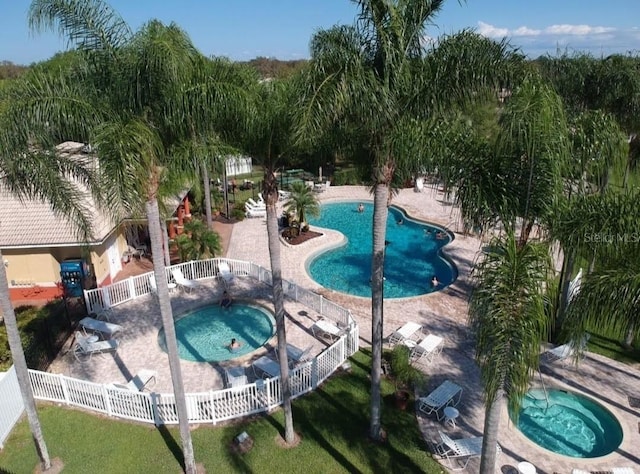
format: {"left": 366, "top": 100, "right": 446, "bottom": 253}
{"left": 49, "top": 184, "right": 640, "bottom": 473}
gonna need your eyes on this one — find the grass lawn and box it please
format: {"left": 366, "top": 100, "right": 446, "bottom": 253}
{"left": 0, "top": 350, "right": 443, "bottom": 474}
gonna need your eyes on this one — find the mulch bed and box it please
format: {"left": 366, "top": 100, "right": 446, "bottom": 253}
{"left": 283, "top": 230, "right": 323, "bottom": 245}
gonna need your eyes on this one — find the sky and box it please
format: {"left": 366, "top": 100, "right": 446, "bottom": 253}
{"left": 1, "top": 0, "right": 639, "bottom": 65}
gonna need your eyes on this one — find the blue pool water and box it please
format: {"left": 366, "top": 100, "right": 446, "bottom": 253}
{"left": 511, "top": 389, "right": 623, "bottom": 458}
{"left": 306, "top": 201, "right": 457, "bottom": 298}
{"left": 158, "top": 303, "right": 275, "bottom": 362}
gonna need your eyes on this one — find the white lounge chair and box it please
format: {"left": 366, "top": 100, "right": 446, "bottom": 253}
{"left": 149, "top": 275, "right": 177, "bottom": 294}
{"left": 252, "top": 355, "right": 281, "bottom": 378}
{"left": 247, "top": 197, "right": 265, "bottom": 209}
{"left": 110, "top": 369, "right": 157, "bottom": 392}
{"left": 171, "top": 268, "right": 201, "bottom": 293}
{"left": 573, "top": 469, "right": 635, "bottom": 474}
{"left": 275, "top": 343, "right": 312, "bottom": 367}
{"left": 388, "top": 322, "right": 423, "bottom": 346}
{"left": 245, "top": 204, "right": 266, "bottom": 218}
{"left": 311, "top": 318, "right": 343, "bottom": 341}
{"left": 544, "top": 333, "right": 590, "bottom": 365}
{"left": 436, "top": 431, "right": 499, "bottom": 471}
{"left": 224, "top": 366, "right": 248, "bottom": 388}
{"left": 410, "top": 334, "right": 444, "bottom": 365}
{"left": 278, "top": 190, "right": 291, "bottom": 201}
{"left": 79, "top": 316, "right": 123, "bottom": 338}
{"left": 418, "top": 380, "right": 463, "bottom": 420}
{"left": 217, "top": 261, "right": 234, "bottom": 287}
{"left": 73, "top": 332, "right": 119, "bottom": 360}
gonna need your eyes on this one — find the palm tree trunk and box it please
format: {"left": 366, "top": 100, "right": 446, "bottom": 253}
{"left": 369, "top": 182, "right": 390, "bottom": 441}
{"left": 264, "top": 174, "right": 295, "bottom": 443}
{"left": 160, "top": 218, "right": 171, "bottom": 267}
{"left": 479, "top": 389, "right": 503, "bottom": 474}
{"left": 556, "top": 250, "right": 575, "bottom": 337}
{"left": 146, "top": 199, "right": 197, "bottom": 474}
{"left": 202, "top": 164, "right": 212, "bottom": 229}
{"left": 0, "top": 249, "right": 51, "bottom": 470}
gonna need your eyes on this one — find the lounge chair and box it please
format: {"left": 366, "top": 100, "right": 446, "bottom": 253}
{"left": 573, "top": 469, "right": 635, "bottom": 474}
{"left": 275, "top": 343, "right": 312, "bottom": 367}
{"left": 149, "top": 275, "right": 177, "bottom": 294}
{"left": 90, "top": 301, "right": 113, "bottom": 322}
{"left": 388, "top": 322, "right": 423, "bottom": 346}
{"left": 171, "top": 268, "right": 201, "bottom": 293}
{"left": 247, "top": 197, "right": 265, "bottom": 209}
{"left": 410, "top": 334, "right": 444, "bottom": 366}
{"left": 224, "top": 366, "right": 248, "bottom": 388}
{"left": 252, "top": 355, "right": 281, "bottom": 378}
{"left": 418, "top": 380, "right": 463, "bottom": 420}
{"left": 245, "top": 204, "right": 266, "bottom": 218}
{"left": 110, "top": 369, "right": 157, "bottom": 392}
{"left": 435, "top": 431, "right": 499, "bottom": 471}
{"left": 79, "top": 316, "right": 123, "bottom": 338}
{"left": 217, "top": 261, "right": 235, "bottom": 287}
{"left": 543, "top": 333, "right": 590, "bottom": 365}
{"left": 278, "top": 190, "right": 291, "bottom": 201}
{"left": 73, "top": 331, "right": 119, "bottom": 360}
{"left": 311, "top": 318, "right": 343, "bottom": 341}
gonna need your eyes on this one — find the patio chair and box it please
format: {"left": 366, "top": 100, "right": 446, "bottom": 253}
{"left": 387, "top": 322, "right": 423, "bottom": 346}
{"left": 418, "top": 380, "right": 463, "bottom": 420}
{"left": 73, "top": 331, "right": 119, "bottom": 360}
{"left": 543, "top": 333, "right": 590, "bottom": 365}
{"left": 245, "top": 204, "right": 267, "bottom": 218}
{"left": 171, "top": 268, "right": 201, "bottom": 293}
{"left": 217, "top": 261, "right": 235, "bottom": 287}
{"left": 278, "top": 190, "right": 291, "bottom": 201}
{"left": 409, "top": 334, "right": 444, "bottom": 366}
{"left": 224, "top": 366, "right": 248, "bottom": 388}
{"left": 275, "top": 343, "right": 313, "bottom": 367}
{"left": 252, "top": 355, "right": 281, "bottom": 379}
{"left": 149, "top": 275, "right": 177, "bottom": 294}
{"left": 110, "top": 369, "right": 157, "bottom": 392}
{"left": 79, "top": 316, "right": 123, "bottom": 338}
{"left": 311, "top": 318, "right": 344, "bottom": 342}
{"left": 90, "top": 301, "right": 113, "bottom": 322}
{"left": 435, "top": 431, "right": 499, "bottom": 471}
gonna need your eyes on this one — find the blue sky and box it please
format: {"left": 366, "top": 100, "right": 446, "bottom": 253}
{"left": 1, "top": 0, "right": 639, "bottom": 65}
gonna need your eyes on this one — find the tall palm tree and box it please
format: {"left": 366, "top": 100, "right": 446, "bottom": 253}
{"left": 24, "top": 2, "right": 254, "bottom": 471}
{"left": 243, "top": 77, "right": 298, "bottom": 444}
{"left": 468, "top": 232, "right": 552, "bottom": 474}
{"left": 297, "top": 0, "right": 519, "bottom": 440}
{"left": 284, "top": 181, "right": 320, "bottom": 225}
{"left": 0, "top": 111, "right": 98, "bottom": 468}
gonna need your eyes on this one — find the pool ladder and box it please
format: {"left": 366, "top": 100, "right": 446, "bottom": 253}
{"left": 537, "top": 368, "right": 550, "bottom": 410}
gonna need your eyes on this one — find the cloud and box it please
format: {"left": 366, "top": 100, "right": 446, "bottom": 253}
{"left": 476, "top": 21, "right": 639, "bottom": 57}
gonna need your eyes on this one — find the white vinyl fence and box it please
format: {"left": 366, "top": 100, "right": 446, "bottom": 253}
{"left": 0, "top": 367, "right": 24, "bottom": 448}
{"left": 23, "top": 258, "right": 359, "bottom": 426}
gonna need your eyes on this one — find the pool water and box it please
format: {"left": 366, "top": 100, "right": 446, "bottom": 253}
{"left": 158, "top": 303, "right": 275, "bottom": 362}
{"left": 512, "top": 389, "right": 623, "bottom": 458}
{"left": 306, "top": 201, "right": 457, "bottom": 298}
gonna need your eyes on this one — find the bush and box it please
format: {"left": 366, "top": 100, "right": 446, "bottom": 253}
{"left": 333, "top": 168, "right": 365, "bottom": 186}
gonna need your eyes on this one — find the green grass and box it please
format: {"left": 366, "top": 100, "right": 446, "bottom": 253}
{"left": 0, "top": 350, "right": 442, "bottom": 474}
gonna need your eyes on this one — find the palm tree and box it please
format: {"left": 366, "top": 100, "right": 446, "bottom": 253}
{"left": 284, "top": 182, "right": 320, "bottom": 226}
{"left": 0, "top": 122, "right": 98, "bottom": 469}
{"left": 23, "top": 2, "right": 254, "bottom": 471}
{"left": 242, "top": 77, "right": 298, "bottom": 444}
{"left": 297, "top": 0, "right": 519, "bottom": 440}
{"left": 468, "top": 232, "right": 552, "bottom": 474}
{"left": 175, "top": 219, "right": 222, "bottom": 261}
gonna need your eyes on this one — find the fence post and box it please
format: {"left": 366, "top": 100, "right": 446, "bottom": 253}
{"left": 209, "top": 391, "right": 217, "bottom": 425}
{"left": 128, "top": 277, "right": 136, "bottom": 300}
{"left": 311, "top": 358, "right": 318, "bottom": 390}
{"left": 103, "top": 384, "right": 113, "bottom": 417}
{"left": 151, "top": 392, "right": 161, "bottom": 426}
{"left": 320, "top": 295, "right": 324, "bottom": 316}
{"left": 59, "top": 373, "right": 70, "bottom": 405}
{"left": 190, "top": 260, "right": 195, "bottom": 279}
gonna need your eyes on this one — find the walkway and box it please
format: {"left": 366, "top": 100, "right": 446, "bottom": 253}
{"left": 228, "top": 185, "right": 640, "bottom": 474}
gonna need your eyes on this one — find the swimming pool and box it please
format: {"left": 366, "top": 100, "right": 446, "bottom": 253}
{"left": 511, "top": 389, "right": 623, "bottom": 458}
{"left": 158, "top": 303, "right": 275, "bottom": 362}
{"left": 306, "top": 201, "right": 457, "bottom": 298}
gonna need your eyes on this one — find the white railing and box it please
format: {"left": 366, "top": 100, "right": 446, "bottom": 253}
{"left": 28, "top": 258, "right": 360, "bottom": 426}
{"left": 29, "top": 334, "right": 357, "bottom": 426}
{"left": 0, "top": 367, "right": 24, "bottom": 448}
{"left": 84, "top": 258, "right": 353, "bottom": 329}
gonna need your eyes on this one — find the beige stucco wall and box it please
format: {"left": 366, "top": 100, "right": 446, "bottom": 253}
{"left": 2, "top": 249, "right": 61, "bottom": 286}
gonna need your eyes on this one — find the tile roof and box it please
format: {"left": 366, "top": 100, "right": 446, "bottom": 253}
{"left": 0, "top": 142, "right": 116, "bottom": 248}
